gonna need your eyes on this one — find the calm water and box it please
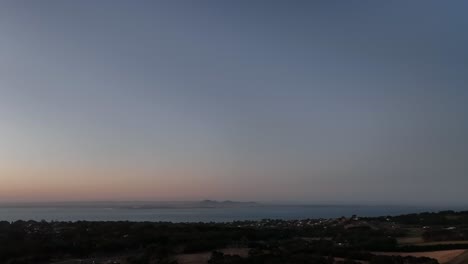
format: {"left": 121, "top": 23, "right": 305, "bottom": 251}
{"left": 0, "top": 205, "right": 462, "bottom": 222}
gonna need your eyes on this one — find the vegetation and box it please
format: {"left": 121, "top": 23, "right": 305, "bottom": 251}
{"left": 0, "top": 211, "right": 468, "bottom": 263}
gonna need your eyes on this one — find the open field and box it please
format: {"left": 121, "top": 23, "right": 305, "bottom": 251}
{"left": 397, "top": 236, "right": 425, "bottom": 245}
{"left": 334, "top": 257, "right": 368, "bottom": 264}
{"left": 447, "top": 250, "right": 468, "bottom": 264}
{"left": 52, "top": 257, "right": 128, "bottom": 264}
{"left": 374, "top": 250, "right": 467, "bottom": 264}
{"left": 397, "top": 236, "right": 468, "bottom": 246}
{"left": 176, "top": 248, "right": 249, "bottom": 264}
{"left": 397, "top": 228, "right": 425, "bottom": 245}
{"left": 410, "top": 241, "right": 468, "bottom": 246}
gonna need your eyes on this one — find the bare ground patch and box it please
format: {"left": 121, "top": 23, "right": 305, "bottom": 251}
{"left": 447, "top": 250, "right": 468, "bottom": 264}
{"left": 176, "top": 248, "right": 249, "bottom": 264}
{"left": 407, "top": 241, "right": 468, "bottom": 246}
{"left": 374, "top": 250, "right": 466, "bottom": 264}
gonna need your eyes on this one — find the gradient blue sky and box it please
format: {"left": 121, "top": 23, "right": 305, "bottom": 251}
{"left": 1, "top": 1, "right": 467, "bottom": 204}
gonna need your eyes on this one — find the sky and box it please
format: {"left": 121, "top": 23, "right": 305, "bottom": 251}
{"left": 0, "top": 1, "right": 467, "bottom": 205}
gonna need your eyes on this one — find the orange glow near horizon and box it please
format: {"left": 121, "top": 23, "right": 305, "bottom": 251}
{"left": 0, "top": 165, "right": 257, "bottom": 202}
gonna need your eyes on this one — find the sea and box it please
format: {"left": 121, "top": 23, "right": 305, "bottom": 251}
{"left": 0, "top": 205, "right": 465, "bottom": 222}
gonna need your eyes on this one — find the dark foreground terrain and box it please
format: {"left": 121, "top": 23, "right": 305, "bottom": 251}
{"left": 1, "top": 211, "right": 468, "bottom": 264}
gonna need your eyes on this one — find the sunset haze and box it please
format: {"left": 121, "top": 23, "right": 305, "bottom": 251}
{"left": 1, "top": 1, "right": 468, "bottom": 205}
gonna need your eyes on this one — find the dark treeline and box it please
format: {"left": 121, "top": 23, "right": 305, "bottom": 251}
{"left": 370, "top": 211, "right": 468, "bottom": 226}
